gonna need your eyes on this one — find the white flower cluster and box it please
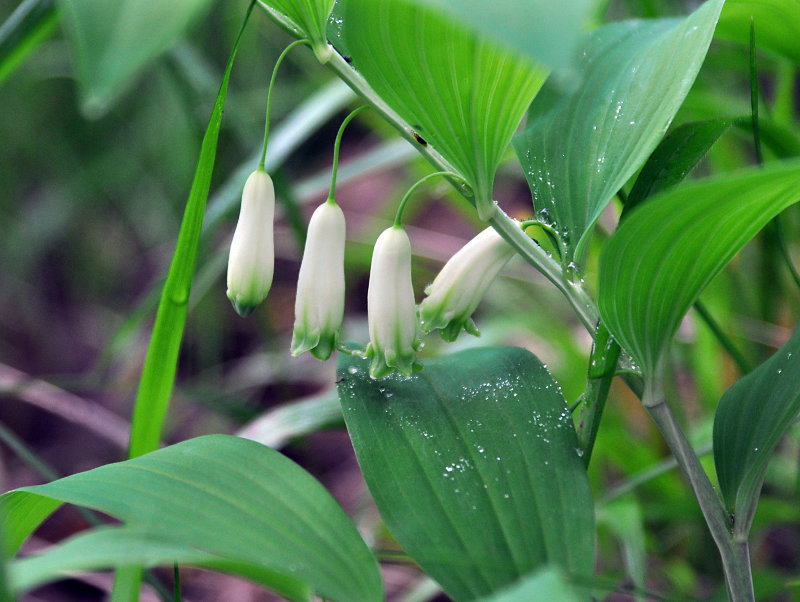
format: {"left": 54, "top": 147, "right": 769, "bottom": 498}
{"left": 226, "top": 170, "right": 514, "bottom": 378}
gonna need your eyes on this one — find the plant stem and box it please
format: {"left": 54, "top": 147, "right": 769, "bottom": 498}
{"left": 328, "top": 105, "right": 369, "bottom": 200}
{"left": 693, "top": 300, "right": 751, "bottom": 374}
{"left": 645, "top": 391, "right": 754, "bottom": 601}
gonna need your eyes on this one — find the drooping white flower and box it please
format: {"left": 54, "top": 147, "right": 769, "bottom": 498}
{"left": 226, "top": 169, "right": 275, "bottom": 316}
{"left": 291, "top": 200, "right": 346, "bottom": 360}
{"left": 419, "top": 226, "right": 515, "bottom": 341}
{"left": 366, "top": 226, "right": 420, "bottom": 378}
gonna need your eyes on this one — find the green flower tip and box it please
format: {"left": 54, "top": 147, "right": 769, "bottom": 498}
{"left": 366, "top": 226, "right": 421, "bottom": 379}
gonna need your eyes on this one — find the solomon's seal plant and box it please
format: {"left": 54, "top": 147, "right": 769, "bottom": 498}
{"left": 226, "top": 168, "right": 275, "bottom": 316}
{"left": 290, "top": 198, "right": 346, "bottom": 360}
{"left": 7, "top": 1, "right": 800, "bottom": 601}
{"left": 365, "top": 225, "right": 421, "bottom": 379}
{"left": 420, "top": 225, "right": 516, "bottom": 341}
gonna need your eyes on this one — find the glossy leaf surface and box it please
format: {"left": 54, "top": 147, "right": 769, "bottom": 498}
{"left": 57, "top": 0, "right": 214, "bottom": 115}
{"left": 714, "top": 322, "right": 800, "bottom": 534}
{"left": 599, "top": 160, "right": 800, "bottom": 377}
{"left": 337, "top": 347, "right": 594, "bottom": 601}
{"left": 513, "top": 0, "right": 723, "bottom": 264}
{"left": 338, "top": 0, "right": 548, "bottom": 219}
{"left": 0, "top": 435, "right": 382, "bottom": 602}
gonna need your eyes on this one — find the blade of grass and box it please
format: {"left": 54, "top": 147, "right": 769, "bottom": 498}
{"left": 127, "top": 0, "right": 256, "bottom": 459}
{"left": 118, "top": 4, "right": 256, "bottom": 600}
{"left": 0, "top": 0, "right": 57, "bottom": 86}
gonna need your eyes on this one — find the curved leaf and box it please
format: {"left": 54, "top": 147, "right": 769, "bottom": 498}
{"left": 56, "top": 0, "right": 215, "bottom": 116}
{"left": 713, "top": 321, "right": 800, "bottom": 535}
{"left": 338, "top": 0, "right": 547, "bottom": 219}
{"left": 598, "top": 159, "right": 800, "bottom": 378}
{"left": 337, "top": 347, "right": 594, "bottom": 601}
{"left": 9, "top": 527, "right": 309, "bottom": 600}
{"left": 258, "top": 0, "right": 335, "bottom": 61}
{"left": 513, "top": 0, "right": 723, "bottom": 264}
{"left": 717, "top": 0, "right": 800, "bottom": 64}
{"left": 0, "top": 435, "right": 382, "bottom": 602}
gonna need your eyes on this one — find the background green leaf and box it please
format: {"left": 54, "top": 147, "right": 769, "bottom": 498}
{"left": 56, "top": 0, "right": 215, "bottom": 116}
{"left": 337, "top": 347, "right": 594, "bottom": 601}
{"left": 0, "top": 435, "right": 382, "bottom": 602}
{"left": 624, "top": 118, "right": 735, "bottom": 218}
{"left": 513, "top": 0, "right": 723, "bottom": 265}
{"left": 0, "top": 0, "right": 57, "bottom": 86}
{"left": 716, "top": 0, "right": 800, "bottom": 64}
{"left": 598, "top": 160, "right": 800, "bottom": 378}
{"left": 476, "top": 566, "right": 582, "bottom": 602}
{"left": 405, "top": 0, "right": 592, "bottom": 74}
{"left": 9, "top": 526, "right": 309, "bottom": 600}
{"left": 713, "top": 321, "right": 800, "bottom": 535}
{"left": 337, "top": 0, "right": 548, "bottom": 219}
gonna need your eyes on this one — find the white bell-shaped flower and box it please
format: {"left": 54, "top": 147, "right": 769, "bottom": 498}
{"left": 291, "top": 200, "right": 346, "bottom": 360}
{"left": 226, "top": 169, "right": 275, "bottom": 316}
{"left": 366, "top": 226, "right": 420, "bottom": 378}
{"left": 420, "top": 226, "right": 515, "bottom": 341}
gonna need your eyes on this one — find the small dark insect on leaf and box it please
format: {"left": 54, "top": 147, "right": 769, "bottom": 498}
{"left": 411, "top": 131, "right": 427, "bottom": 146}
{"left": 336, "top": 376, "right": 345, "bottom": 383}
{"left": 343, "top": 54, "right": 352, "bottom": 63}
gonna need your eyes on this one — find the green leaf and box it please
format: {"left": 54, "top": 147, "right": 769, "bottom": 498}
{"left": 713, "top": 321, "right": 800, "bottom": 535}
{"left": 405, "top": 0, "right": 592, "bottom": 74}
{"left": 127, "top": 3, "right": 253, "bottom": 460}
{"left": 624, "top": 118, "right": 735, "bottom": 217}
{"left": 56, "top": 0, "right": 215, "bottom": 116}
{"left": 337, "top": 347, "right": 594, "bottom": 601}
{"left": 0, "top": 0, "right": 58, "bottom": 86}
{"left": 513, "top": 0, "right": 724, "bottom": 265}
{"left": 476, "top": 566, "right": 582, "bottom": 602}
{"left": 10, "top": 527, "right": 310, "bottom": 600}
{"left": 598, "top": 159, "right": 800, "bottom": 379}
{"left": 337, "top": 0, "right": 548, "bottom": 219}
{"left": 716, "top": 0, "right": 800, "bottom": 64}
{"left": 0, "top": 435, "right": 382, "bottom": 602}
{"left": 257, "top": 0, "right": 335, "bottom": 62}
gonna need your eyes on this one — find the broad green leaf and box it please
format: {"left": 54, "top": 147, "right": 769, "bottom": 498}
{"left": 713, "top": 321, "right": 800, "bottom": 535}
{"left": 127, "top": 4, "right": 253, "bottom": 460}
{"left": 476, "top": 566, "right": 582, "bottom": 602}
{"left": 56, "top": 0, "right": 215, "bottom": 116}
{"left": 717, "top": 0, "right": 800, "bottom": 64}
{"left": 337, "top": 347, "right": 594, "bottom": 601}
{"left": 257, "top": 0, "right": 335, "bottom": 62}
{"left": 338, "top": 0, "right": 548, "bottom": 219}
{"left": 598, "top": 159, "right": 800, "bottom": 378}
{"left": 513, "top": 0, "right": 724, "bottom": 265}
{"left": 0, "top": 0, "right": 58, "bottom": 86}
{"left": 624, "top": 118, "right": 735, "bottom": 217}
{"left": 8, "top": 527, "right": 309, "bottom": 599}
{"left": 0, "top": 435, "right": 382, "bottom": 602}
{"left": 406, "top": 0, "right": 592, "bottom": 74}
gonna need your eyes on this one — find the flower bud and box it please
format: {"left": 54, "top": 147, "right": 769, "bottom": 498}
{"left": 291, "top": 200, "right": 346, "bottom": 360}
{"left": 226, "top": 169, "right": 275, "bottom": 316}
{"left": 366, "top": 226, "right": 420, "bottom": 378}
{"left": 419, "top": 226, "right": 515, "bottom": 341}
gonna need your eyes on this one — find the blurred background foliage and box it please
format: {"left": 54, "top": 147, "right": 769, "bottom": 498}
{"left": 1, "top": 0, "right": 799, "bottom": 599}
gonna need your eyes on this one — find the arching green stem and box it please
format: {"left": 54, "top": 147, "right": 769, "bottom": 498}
{"left": 328, "top": 105, "right": 369, "bottom": 201}
{"left": 259, "top": 39, "right": 312, "bottom": 169}
{"left": 394, "top": 171, "right": 467, "bottom": 227}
